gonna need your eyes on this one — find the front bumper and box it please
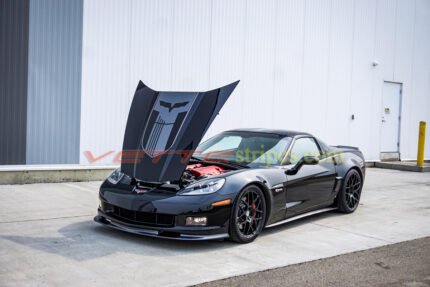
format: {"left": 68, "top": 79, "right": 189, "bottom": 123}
{"left": 95, "top": 181, "right": 233, "bottom": 240}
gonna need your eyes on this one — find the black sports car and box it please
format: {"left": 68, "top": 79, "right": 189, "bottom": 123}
{"left": 94, "top": 81, "right": 365, "bottom": 243}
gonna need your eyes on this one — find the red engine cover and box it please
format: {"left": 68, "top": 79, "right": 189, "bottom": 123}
{"left": 187, "top": 165, "right": 225, "bottom": 177}
{"left": 186, "top": 163, "right": 203, "bottom": 170}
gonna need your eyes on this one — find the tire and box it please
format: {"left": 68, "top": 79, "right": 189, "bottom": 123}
{"left": 229, "top": 185, "right": 266, "bottom": 243}
{"left": 337, "top": 169, "right": 363, "bottom": 213}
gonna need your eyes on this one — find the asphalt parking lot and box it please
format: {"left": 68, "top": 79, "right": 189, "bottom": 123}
{"left": 197, "top": 237, "right": 430, "bottom": 287}
{"left": 0, "top": 168, "right": 429, "bottom": 287}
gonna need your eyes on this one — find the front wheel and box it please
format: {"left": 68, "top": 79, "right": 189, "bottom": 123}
{"left": 337, "top": 169, "right": 363, "bottom": 213}
{"left": 229, "top": 185, "right": 266, "bottom": 243}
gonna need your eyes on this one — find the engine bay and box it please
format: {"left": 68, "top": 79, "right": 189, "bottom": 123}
{"left": 132, "top": 162, "right": 234, "bottom": 191}
{"left": 180, "top": 163, "right": 228, "bottom": 185}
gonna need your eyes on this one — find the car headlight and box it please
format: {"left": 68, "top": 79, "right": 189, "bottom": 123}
{"left": 178, "top": 178, "right": 226, "bottom": 196}
{"left": 107, "top": 168, "right": 124, "bottom": 184}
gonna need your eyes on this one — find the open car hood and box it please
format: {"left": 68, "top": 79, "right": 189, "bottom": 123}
{"left": 121, "top": 80, "right": 239, "bottom": 182}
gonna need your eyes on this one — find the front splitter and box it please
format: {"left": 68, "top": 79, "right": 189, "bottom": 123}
{"left": 94, "top": 215, "right": 229, "bottom": 241}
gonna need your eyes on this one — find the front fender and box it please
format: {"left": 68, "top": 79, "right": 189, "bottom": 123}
{"left": 219, "top": 168, "right": 288, "bottom": 226}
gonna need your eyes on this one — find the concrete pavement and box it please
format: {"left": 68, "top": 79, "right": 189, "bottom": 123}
{"left": 0, "top": 168, "right": 429, "bottom": 287}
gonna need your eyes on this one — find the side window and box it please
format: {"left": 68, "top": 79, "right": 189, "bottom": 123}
{"left": 288, "top": 137, "right": 321, "bottom": 164}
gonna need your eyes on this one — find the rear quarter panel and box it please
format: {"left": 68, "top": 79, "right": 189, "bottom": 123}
{"left": 332, "top": 150, "right": 366, "bottom": 182}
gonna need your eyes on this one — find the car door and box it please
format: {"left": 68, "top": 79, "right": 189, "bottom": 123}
{"left": 284, "top": 137, "right": 337, "bottom": 216}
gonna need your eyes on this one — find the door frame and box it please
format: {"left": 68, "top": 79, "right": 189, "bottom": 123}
{"left": 379, "top": 81, "right": 403, "bottom": 159}
{"left": 283, "top": 136, "right": 337, "bottom": 216}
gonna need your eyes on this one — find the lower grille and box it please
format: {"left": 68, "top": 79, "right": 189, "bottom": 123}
{"left": 101, "top": 201, "right": 175, "bottom": 227}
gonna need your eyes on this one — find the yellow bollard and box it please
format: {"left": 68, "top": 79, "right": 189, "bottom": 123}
{"left": 417, "top": 121, "right": 426, "bottom": 167}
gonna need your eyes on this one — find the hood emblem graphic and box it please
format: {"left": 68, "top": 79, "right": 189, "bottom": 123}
{"left": 160, "top": 100, "right": 189, "bottom": 112}
{"left": 141, "top": 93, "right": 198, "bottom": 158}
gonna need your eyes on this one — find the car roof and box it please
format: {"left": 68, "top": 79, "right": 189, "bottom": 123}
{"left": 224, "top": 128, "right": 312, "bottom": 137}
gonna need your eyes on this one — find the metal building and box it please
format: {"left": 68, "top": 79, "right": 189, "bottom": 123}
{"left": 1, "top": 0, "right": 429, "bottom": 166}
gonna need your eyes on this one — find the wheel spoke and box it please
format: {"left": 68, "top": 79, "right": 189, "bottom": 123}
{"left": 248, "top": 222, "right": 255, "bottom": 233}
{"left": 237, "top": 217, "right": 245, "bottom": 224}
{"left": 245, "top": 222, "right": 251, "bottom": 234}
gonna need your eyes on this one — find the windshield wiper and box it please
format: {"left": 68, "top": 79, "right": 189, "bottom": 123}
{"left": 189, "top": 156, "right": 249, "bottom": 169}
{"left": 189, "top": 156, "right": 204, "bottom": 162}
{"left": 209, "top": 159, "right": 250, "bottom": 169}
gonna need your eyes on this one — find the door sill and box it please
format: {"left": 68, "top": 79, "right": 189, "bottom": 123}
{"left": 265, "top": 207, "right": 337, "bottom": 228}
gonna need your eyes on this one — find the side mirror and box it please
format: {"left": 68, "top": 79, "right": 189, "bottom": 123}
{"left": 285, "top": 156, "right": 319, "bottom": 175}
{"left": 303, "top": 155, "right": 319, "bottom": 165}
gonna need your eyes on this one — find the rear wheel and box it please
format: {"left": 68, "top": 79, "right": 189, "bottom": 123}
{"left": 337, "top": 169, "right": 363, "bottom": 213}
{"left": 229, "top": 185, "right": 266, "bottom": 243}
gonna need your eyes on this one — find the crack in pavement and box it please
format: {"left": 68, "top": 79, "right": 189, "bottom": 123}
{"left": 0, "top": 214, "right": 93, "bottom": 224}
{"left": 310, "top": 222, "right": 394, "bottom": 244}
{"left": 61, "top": 183, "right": 98, "bottom": 193}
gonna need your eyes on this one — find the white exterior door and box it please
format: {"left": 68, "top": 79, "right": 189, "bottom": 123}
{"left": 380, "top": 82, "right": 402, "bottom": 153}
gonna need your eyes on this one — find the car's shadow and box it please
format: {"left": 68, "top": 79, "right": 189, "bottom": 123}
{"left": 1, "top": 219, "right": 233, "bottom": 261}
{"left": 2, "top": 211, "right": 343, "bottom": 262}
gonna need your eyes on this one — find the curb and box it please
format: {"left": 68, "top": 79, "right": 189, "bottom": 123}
{"left": 0, "top": 165, "right": 116, "bottom": 185}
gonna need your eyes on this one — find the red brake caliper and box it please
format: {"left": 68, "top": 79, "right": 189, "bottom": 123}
{"left": 252, "top": 203, "right": 257, "bottom": 217}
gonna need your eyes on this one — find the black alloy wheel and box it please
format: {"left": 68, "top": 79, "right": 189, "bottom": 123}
{"left": 337, "top": 169, "right": 363, "bottom": 213}
{"left": 230, "top": 185, "right": 266, "bottom": 243}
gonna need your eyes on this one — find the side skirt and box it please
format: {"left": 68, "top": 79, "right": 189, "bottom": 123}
{"left": 265, "top": 207, "right": 337, "bottom": 228}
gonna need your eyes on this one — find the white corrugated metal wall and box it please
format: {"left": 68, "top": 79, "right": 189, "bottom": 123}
{"left": 80, "top": 0, "right": 430, "bottom": 165}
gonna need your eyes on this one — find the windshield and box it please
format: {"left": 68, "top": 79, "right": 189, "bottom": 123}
{"left": 193, "top": 132, "right": 292, "bottom": 167}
